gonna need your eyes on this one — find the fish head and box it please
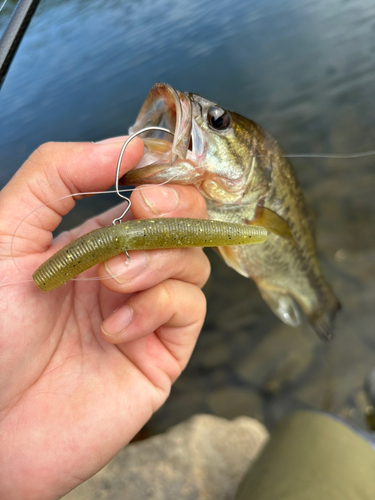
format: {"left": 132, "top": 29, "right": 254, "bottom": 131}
{"left": 121, "top": 83, "right": 271, "bottom": 205}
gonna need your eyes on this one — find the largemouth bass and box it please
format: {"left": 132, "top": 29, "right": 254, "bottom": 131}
{"left": 121, "top": 83, "right": 340, "bottom": 340}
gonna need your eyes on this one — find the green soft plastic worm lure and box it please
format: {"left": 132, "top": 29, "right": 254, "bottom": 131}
{"left": 33, "top": 218, "right": 267, "bottom": 292}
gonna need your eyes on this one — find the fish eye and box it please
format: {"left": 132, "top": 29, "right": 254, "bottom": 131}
{"left": 207, "top": 106, "right": 231, "bottom": 131}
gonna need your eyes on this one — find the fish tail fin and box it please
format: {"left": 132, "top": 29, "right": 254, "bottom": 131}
{"left": 309, "top": 295, "right": 341, "bottom": 341}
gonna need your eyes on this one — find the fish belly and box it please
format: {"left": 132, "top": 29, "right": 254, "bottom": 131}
{"left": 217, "top": 233, "right": 338, "bottom": 339}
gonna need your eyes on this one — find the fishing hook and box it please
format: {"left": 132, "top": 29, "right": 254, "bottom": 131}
{"left": 112, "top": 126, "right": 174, "bottom": 225}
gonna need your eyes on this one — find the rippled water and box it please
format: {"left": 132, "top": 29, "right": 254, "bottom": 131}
{"left": 2, "top": 0, "right": 375, "bottom": 183}
{"left": 1, "top": 0, "right": 375, "bottom": 430}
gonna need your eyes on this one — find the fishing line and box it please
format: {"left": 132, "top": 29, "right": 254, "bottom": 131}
{"left": 0, "top": 278, "right": 34, "bottom": 288}
{"left": 282, "top": 150, "right": 375, "bottom": 159}
{"left": 250, "top": 150, "right": 375, "bottom": 159}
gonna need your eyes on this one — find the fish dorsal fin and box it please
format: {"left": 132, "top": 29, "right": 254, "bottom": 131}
{"left": 258, "top": 286, "right": 301, "bottom": 327}
{"left": 247, "top": 206, "right": 297, "bottom": 245}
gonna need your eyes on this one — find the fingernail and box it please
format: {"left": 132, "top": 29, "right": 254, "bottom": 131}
{"left": 140, "top": 186, "right": 180, "bottom": 215}
{"left": 94, "top": 135, "right": 128, "bottom": 144}
{"left": 105, "top": 251, "right": 148, "bottom": 283}
{"left": 101, "top": 305, "right": 133, "bottom": 337}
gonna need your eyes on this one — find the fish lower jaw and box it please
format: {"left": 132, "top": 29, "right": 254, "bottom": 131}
{"left": 121, "top": 160, "right": 203, "bottom": 186}
{"left": 202, "top": 179, "right": 246, "bottom": 204}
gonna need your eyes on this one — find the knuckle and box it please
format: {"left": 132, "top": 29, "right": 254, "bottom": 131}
{"left": 156, "top": 280, "right": 206, "bottom": 317}
{"left": 32, "top": 142, "right": 59, "bottom": 160}
{"left": 26, "top": 143, "right": 61, "bottom": 174}
{"left": 156, "top": 280, "right": 176, "bottom": 305}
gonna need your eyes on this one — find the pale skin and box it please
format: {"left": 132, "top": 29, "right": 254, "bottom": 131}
{"left": 0, "top": 137, "right": 210, "bottom": 500}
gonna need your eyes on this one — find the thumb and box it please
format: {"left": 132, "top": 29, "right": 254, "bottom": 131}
{"left": 0, "top": 138, "right": 143, "bottom": 258}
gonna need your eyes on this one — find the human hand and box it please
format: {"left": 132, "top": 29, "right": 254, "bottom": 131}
{"left": 0, "top": 139, "right": 210, "bottom": 500}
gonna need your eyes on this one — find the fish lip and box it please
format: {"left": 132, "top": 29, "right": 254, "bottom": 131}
{"left": 128, "top": 82, "right": 192, "bottom": 160}
{"left": 120, "top": 83, "right": 205, "bottom": 186}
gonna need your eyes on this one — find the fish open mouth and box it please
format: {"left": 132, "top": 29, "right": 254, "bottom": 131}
{"left": 120, "top": 83, "right": 204, "bottom": 186}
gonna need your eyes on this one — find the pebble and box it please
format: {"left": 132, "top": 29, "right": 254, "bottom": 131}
{"left": 62, "top": 415, "right": 269, "bottom": 500}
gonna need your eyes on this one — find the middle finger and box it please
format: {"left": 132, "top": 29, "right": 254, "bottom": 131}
{"left": 97, "top": 247, "right": 210, "bottom": 293}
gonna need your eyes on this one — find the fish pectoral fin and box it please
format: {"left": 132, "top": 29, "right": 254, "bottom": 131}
{"left": 258, "top": 286, "right": 301, "bottom": 327}
{"left": 217, "top": 246, "right": 249, "bottom": 277}
{"left": 246, "top": 206, "right": 297, "bottom": 245}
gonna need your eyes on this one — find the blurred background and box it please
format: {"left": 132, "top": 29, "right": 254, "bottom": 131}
{"left": 1, "top": 0, "right": 375, "bottom": 432}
